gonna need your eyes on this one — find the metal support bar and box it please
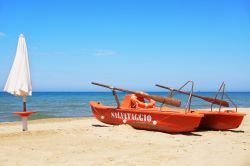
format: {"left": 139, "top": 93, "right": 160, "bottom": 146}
{"left": 224, "top": 93, "right": 238, "bottom": 112}
{"left": 211, "top": 82, "right": 225, "bottom": 111}
{"left": 184, "top": 81, "right": 194, "bottom": 113}
{"left": 211, "top": 82, "right": 237, "bottom": 112}
{"left": 166, "top": 81, "right": 194, "bottom": 113}
{"left": 112, "top": 90, "right": 120, "bottom": 108}
{"left": 218, "top": 84, "right": 225, "bottom": 112}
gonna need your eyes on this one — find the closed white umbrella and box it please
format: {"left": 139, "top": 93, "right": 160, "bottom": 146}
{"left": 4, "top": 33, "right": 34, "bottom": 131}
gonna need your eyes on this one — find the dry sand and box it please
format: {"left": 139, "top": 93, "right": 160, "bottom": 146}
{"left": 0, "top": 108, "right": 249, "bottom": 166}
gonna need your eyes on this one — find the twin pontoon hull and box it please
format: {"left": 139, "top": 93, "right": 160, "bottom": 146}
{"left": 196, "top": 110, "right": 246, "bottom": 130}
{"left": 90, "top": 101, "right": 203, "bottom": 133}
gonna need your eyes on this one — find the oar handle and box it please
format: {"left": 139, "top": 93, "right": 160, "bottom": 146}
{"left": 92, "top": 82, "right": 181, "bottom": 107}
{"left": 91, "top": 82, "right": 133, "bottom": 93}
{"left": 156, "top": 84, "right": 174, "bottom": 91}
{"left": 91, "top": 82, "right": 114, "bottom": 90}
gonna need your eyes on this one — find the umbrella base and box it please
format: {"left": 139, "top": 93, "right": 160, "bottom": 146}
{"left": 13, "top": 111, "right": 36, "bottom": 131}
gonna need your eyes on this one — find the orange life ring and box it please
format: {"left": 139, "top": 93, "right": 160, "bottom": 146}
{"left": 130, "top": 94, "right": 156, "bottom": 108}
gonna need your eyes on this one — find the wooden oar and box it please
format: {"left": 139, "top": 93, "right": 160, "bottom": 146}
{"left": 92, "top": 82, "right": 181, "bottom": 107}
{"left": 155, "top": 84, "right": 229, "bottom": 107}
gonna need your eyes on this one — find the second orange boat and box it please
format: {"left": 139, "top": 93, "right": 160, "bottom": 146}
{"left": 156, "top": 81, "right": 246, "bottom": 131}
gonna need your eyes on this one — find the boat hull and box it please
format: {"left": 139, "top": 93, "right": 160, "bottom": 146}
{"left": 196, "top": 110, "right": 246, "bottom": 130}
{"left": 90, "top": 101, "right": 203, "bottom": 133}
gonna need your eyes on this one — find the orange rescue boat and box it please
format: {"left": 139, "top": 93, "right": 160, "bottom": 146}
{"left": 156, "top": 81, "right": 246, "bottom": 131}
{"left": 90, "top": 82, "right": 203, "bottom": 133}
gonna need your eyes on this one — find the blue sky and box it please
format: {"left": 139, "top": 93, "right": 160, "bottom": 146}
{"left": 0, "top": 0, "right": 249, "bottom": 92}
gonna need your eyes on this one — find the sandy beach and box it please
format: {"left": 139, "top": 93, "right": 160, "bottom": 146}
{"left": 0, "top": 108, "right": 249, "bottom": 166}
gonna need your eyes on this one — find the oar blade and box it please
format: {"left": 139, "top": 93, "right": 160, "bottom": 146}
{"left": 202, "top": 97, "right": 229, "bottom": 107}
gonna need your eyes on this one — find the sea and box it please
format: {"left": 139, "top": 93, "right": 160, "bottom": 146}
{"left": 0, "top": 92, "right": 250, "bottom": 122}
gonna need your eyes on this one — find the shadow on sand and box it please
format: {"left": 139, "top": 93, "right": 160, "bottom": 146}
{"left": 131, "top": 126, "right": 203, "bottom": 136}
{"left": 179, "top": 132, "right": 202, "bottom": 136}
{"left": 92, "top": 124, "right": 110, "bottom": 127}
{"left": 225, "top": 129, "right": 245, "bottom": 133}
{"left": 192, "top": 129, "right": 245, "bottom": 134}
{"left": 91, "top": 124, "right": 244, "bottom": 135}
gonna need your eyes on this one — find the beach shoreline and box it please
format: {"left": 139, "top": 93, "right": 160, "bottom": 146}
{"left": 0, "top": 108, "right": 249, "bottom": 166}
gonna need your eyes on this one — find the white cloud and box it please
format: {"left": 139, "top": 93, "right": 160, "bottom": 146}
{"left": 0, "top": 32, "right": 6, "bottom": 37}
{"left": 95, "top": 49, "right": 118, "bottom": 57}
{"left": 30, "top": 49, "right": 64, "bottom": 56}
{"left": 29, "top": 47, "right": 118, "bottom": 57}
{"left": 29, "top": 46, "right": 65, "bottom": 56}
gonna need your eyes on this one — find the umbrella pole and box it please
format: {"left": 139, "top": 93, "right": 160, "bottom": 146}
{"left": 22, "top": 96, "right": 28, "bottom": 131}
{"left": 23, "top": 96, "right": 26, "bottom": 112}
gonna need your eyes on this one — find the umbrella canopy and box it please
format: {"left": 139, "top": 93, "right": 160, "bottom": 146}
{"left": 4, "top": 34, "right": 32, "bottom": 97}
